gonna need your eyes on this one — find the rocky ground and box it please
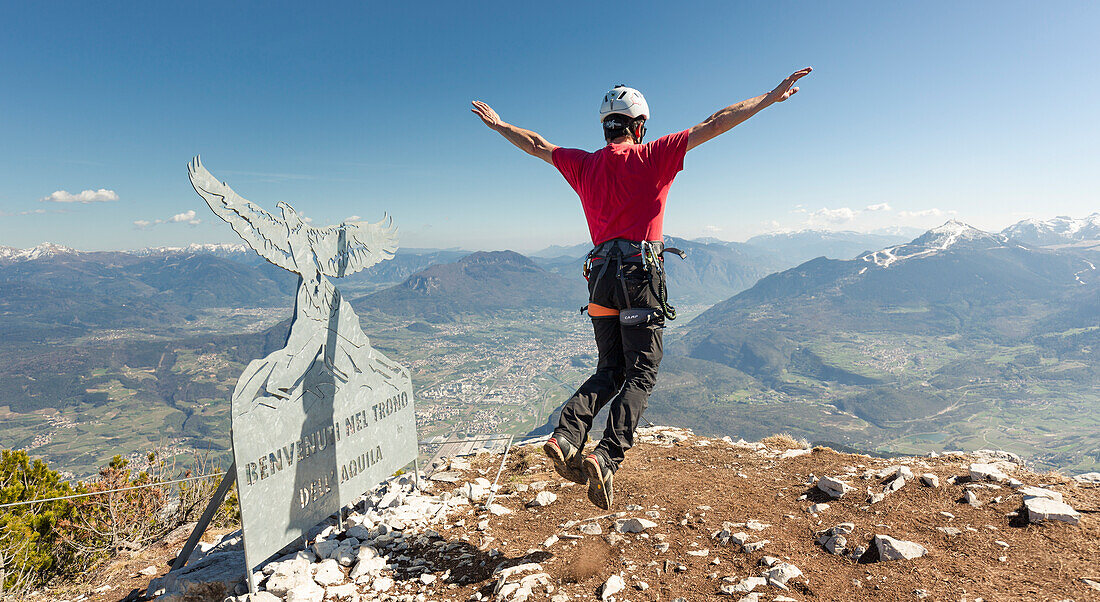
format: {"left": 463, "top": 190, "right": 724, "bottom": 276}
{"left": 30, "top": 427, "right": 1100, "bottom": 602}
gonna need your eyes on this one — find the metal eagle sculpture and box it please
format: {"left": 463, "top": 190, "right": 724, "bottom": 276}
{"left": 187, "top": 156, "right": 407, "bottom": 409}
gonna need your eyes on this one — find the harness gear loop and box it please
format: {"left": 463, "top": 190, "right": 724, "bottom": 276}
{"left": 579, "top": 239, "right": 685, "bottom": 321}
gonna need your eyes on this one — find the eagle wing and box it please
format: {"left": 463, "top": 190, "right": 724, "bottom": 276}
{"left": 187, "top": 156, "right": 296, "bottom": 272}
{"left": 308, "top": 215, "right": 399, "bottom": 278}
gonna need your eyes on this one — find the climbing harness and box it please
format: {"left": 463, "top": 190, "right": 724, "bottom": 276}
{"left": 580, "top": 238, "right": 685, "bottom": 323}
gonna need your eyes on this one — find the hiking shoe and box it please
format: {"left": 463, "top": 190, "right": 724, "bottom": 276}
{"left": 543, "top": 436, "right": 587, "bottom": 484}
{"left": 583, "top": 453, "right": 614, "bottom": 510}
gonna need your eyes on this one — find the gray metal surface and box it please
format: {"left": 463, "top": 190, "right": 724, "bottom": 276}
{"left": 188, "top": 157, "right": 417, "bottom": 572}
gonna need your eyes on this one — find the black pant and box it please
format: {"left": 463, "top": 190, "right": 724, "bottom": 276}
{"left": 555, "top": 259, "right": 665, "bottom": 472}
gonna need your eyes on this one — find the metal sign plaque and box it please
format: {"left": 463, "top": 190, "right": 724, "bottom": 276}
{"left": 188, "top": 157, "right": 417, "bottom": 571}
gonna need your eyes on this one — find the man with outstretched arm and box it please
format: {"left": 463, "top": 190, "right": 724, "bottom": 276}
{"left": 472, "top": 67, "right": 812, "bottom": 509}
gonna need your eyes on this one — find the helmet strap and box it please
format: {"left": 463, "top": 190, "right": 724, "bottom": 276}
{"left": 633, "top": 119, "right": 647, "bottom": 143}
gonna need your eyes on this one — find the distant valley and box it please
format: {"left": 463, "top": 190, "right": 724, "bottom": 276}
{"left": 1, "top": 214, "right": 1097, "bottom": 477}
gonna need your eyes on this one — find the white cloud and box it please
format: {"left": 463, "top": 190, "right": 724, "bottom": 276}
{"left": 168, "top": 210, "right": 201, "bottom": 225}
{"left": 134, "top": 209, "right": 202, "bottom": 229}
{"left": 809, "top": 207, "right": 857, "bottom": 224}
{"left": 865, "top": 203, "right": 891, "bottom": 211}
{"left": 39, "top": 189, "right": 118, "bottom": 203}
{"left": 702, "top": 224, "right": 723, "bottom": 233}
{"left": 344, "top": 215, "right": 362, "bottom": 222}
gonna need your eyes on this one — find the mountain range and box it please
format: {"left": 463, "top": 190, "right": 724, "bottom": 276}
{"left": 647, "top": 219, "right": 1098, "bottom": 470}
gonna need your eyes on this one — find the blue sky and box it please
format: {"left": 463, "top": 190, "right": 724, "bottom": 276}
{"left": 1, "top": 2, "right": 1096, "bottom": 252}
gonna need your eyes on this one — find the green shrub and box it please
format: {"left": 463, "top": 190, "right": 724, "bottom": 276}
{"left": 0, "top": 449, "right": 77, "bottom": 590}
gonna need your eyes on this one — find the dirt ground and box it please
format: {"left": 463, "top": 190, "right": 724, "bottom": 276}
{"left": 37, "top": 429, "right": 1100, "bottom": 602}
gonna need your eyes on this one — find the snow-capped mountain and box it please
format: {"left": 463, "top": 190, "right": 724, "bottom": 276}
{"left": 129, "top": 243, "right": 251, "bottom": 257}
{"left": 859, "top": 220, "right": 1009, "bottom": 268}
{"left": 1002, "top": 213, "right": 1100, "bottom": 246}
{"left": 0, "top": 242, "right": 81, "bottom": 263}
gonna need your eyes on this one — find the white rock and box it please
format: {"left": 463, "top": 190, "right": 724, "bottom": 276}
{"left": 325, "top": 583, "right": 359, "bottom": 601}
{"left": 807, "top": 503, "right": 830, "bottom": 514}
{"left": 420, "top": 573, "right": 437, "bottom": 585}
{"left": 817, "top": 476, "right": 854, "bottom": 498}
{"left": 1018, "top": 486, "right": 1063, "bottom": 503}
{"left": 727, "top": 576, "right": 766, "bottom": 594}
{"left": 1024, "top": 496, "right": 1081, "bottom": 525}
{"left": 579, "top": 523, "right": 603, "bottom": 535}
{"left": 349, "top": 556, "right": 386, "bottom": 580}
{"left": 920, "top": 473, "right": 939, "bottom": 487}
{"left": 488, "top": 504, "right": 512, "bottom": 516}
{"left": 963, "top": 490, "right": 982, "bottom": 507}
{"left": 883, "top": 476, "right": 906, "bottom": 494}
{"left": 873, "top": 534, "right": 927, "bottom": 561}
{"left": 313, "top": 559, "right": 345, "bottom": 586}
{"left": 526, "top": 491, "right": 557, "bottom": 508}
{"left": 614, "top": 517, "right": 657, "bottom": 533}
{"left": 1073, "top": 472, "right": 1100, "bottom": 484}
{"left": 686, "top": 549, "right": 709, "bottom": 557}
{"left": 286, "top": 581, "right": 325, "bottom": 602}
{"left": 371, "top": 576, "right": 394, "bottom": 592}
{"left": 600, "top": 574, "right": 625, "bottom": 600}
{"left": 762, "top": 562, "right": 802, "bottom": 587}
{"left": 138, "top": 565, "right": 158, "bottom": 576}
{"left": 969, "top": 462, "right": 1010, "bottom": 482}
{"left": 743, "top": 540, "right": 769, "bottom": 552}
{"left": 543, "top": 535, "right": 559, "bottom": 547}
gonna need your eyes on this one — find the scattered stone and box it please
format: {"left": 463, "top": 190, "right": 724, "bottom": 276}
{"left": 325, "top": 583, "right": 358, "bottom": 600}
{"left": 286, "top": 580, "right": 325, "bottom": 602}
{"left": 1082, "top": 578, "right": 1100, "bottom": 592}
{"left": 613, "top": 517, "right": 657, "bottom": 533}
{"left": 807, "top": 502, "right": 830, "bottom": 514}
{"left": 920, "top": 473, "right": 940, "bottom": 487}
{"left": 762, "top": 562, "right": 802, "bottom": 588}
{"left": 488, "top": 504, "right": 512, "bottom": 516}
{"left": 600, "top": 574, "right": 625, "bottom": 600}
{"left": 817, "top": 476, "right": 855, "bottom": 498}
{"left": 312, "top": 559, "right": 345, "bottom": 586}
{"left": 543, "top": 535, "right": 559, "bottom": 547}
{"left": 579, "top": 523, "right": 603, "bottom": 535}
{"left": 823, "top": 534, "right": 847, "bottom": 555}
{"left": 936, "top": 526, "right": 962, "bottom": 536}
{"left": 1024, "top": 496, "right": 1081, "bottom": 525}
{"left": 743, "top": 540, "right": 769, "bottom": 552}
{"left": 969, "top": 463, "right": 1010, "bottom": 482}
{"left": 371, "top": 576, "right": 394, "bottom": 592}
{"left": 873, "top": 534, "right": 928, "bottom": 561}
{"left": 720, "top": 576, "right": 765, "bottom": 594}
{"left": 138, "top": 565, "right": 158, "bottom": 576}
{"left": 526, "top": 491, "right": 557, "bottom": 508}
{"left": 940, "top": 511, "right": 955, "bottom": 519}
{"left": 1019, "top": 486, "right": 1063, "bottom": 503}
{"left": 745, "top": 520, "right": 770, "bottom": 531}
{"left": 687, "top": 549, "right": 709, "bottom": 557}
{"left": 636, "top": 580, "right": 649, "bottom": 590}
{"left": 883, "top": 476, "right": 906, "bottom": 494}
{"left": 963, "top": 490, "right": 982, "bottom": 507}
{"left": 1073, "top": 472, "right": 1100, "bottom": 484}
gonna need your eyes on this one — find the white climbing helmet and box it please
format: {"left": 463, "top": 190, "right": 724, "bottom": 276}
{"left": 599, "top": 85, "right": 649, "bottom": 122}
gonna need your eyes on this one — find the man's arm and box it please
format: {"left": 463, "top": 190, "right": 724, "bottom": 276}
{"left": 471, "top": 101, "right": 558, "bottom": 165}
{"left": 686, "top": 67, "right": 812, "bottom": 152}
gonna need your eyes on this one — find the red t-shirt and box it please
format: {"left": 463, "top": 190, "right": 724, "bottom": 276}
{"left": 552, "top": 129, "right": 690, "bottom": 245}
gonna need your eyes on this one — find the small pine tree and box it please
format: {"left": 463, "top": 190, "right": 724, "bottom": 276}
{"left": 0, "top": 449, "right": 77, "bottom": 590}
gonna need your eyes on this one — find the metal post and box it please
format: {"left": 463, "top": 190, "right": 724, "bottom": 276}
{"left": 483, "top": 434, "right": 514, "bottom": 508}
{"left": 170, "top": 462, "right": 236, "bottom": 573}
{"left": 412, "top": 456, "right": 421, "bottom": 492}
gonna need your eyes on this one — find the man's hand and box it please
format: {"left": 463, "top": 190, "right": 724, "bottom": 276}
{"left": 768, "top": 67, "right": 813, "bottom": 103}
{"left": 471, "top": 101, "right": 503, "bottom": 130}
{"left": 471, "top": 100, "right": 557, "bottom": 164}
